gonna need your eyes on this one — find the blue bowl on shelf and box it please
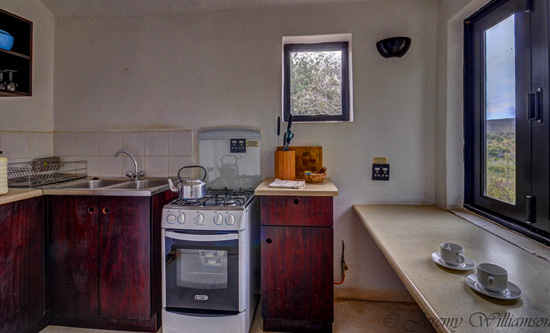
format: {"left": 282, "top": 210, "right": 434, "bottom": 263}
{"left": 0, "top": 30, "right": 14, "bottom": 51}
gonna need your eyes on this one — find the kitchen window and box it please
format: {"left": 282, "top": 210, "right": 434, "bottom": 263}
{"left": 283, "top": 35, "right": 352, "bottom": 122}
{"left": 464, "top": 0, "right": 550, "bottom": 243}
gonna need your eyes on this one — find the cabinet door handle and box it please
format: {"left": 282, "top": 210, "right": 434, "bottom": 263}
{"left": 102, "top": 207, "right": 110, "bottom": 215}
{"left": 88, "top": 207, "right": 95, "bottom": 214}
{"left": 293, "top": 198, "right": 300, "bottom": 205}
{"left": 266, "top": 238, "right": 272, "bottom": 244}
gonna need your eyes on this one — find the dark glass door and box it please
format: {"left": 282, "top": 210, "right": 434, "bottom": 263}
{"left": 465, "top": 0, "right": 550, "bottom": 237}
{"left": 164, "top": 231, "right": 240, "bottom": 313}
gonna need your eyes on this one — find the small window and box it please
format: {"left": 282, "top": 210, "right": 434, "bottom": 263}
{"left": 283, "top": 41, "right": 350, "bottom": 122}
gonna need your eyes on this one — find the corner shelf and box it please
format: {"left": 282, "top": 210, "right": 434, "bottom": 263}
{"left": 0, "top": 8, "right": 33, "bottom": 96}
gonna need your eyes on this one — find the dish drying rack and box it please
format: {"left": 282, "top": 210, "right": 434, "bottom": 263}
{"left": 8, "top": 157, "right": 88, "bottom": 188}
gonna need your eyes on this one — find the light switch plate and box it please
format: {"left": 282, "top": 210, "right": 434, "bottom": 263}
{"left": 372, "top": 163, "right": 390, "bottom": 181}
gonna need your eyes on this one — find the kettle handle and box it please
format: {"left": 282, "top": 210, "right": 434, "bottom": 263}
{"left": 177, "top": 165, "right": 207, "bottom": 182}
{"left": 221, "top": 155, "right": 238, "bottom": 165}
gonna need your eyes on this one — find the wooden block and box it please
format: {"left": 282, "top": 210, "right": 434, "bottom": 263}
{"left": 274, "top": 150, "right": 295, "bottom": 180}
{"left": 276, "top": 146, "right": 323, "bottom": 179}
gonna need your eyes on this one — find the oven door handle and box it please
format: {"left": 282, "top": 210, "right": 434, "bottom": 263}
{"left": 165, "top": 231, "right": 239, "bottom": 242}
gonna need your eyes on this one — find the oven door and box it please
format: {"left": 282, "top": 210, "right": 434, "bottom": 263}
{"left": 164, "top": 230, "right": 240, "bottom": 314}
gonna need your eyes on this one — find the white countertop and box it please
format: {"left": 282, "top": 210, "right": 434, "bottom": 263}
{"left": 353, "top": 205, "right": 550, "bottom": 333}
{"left": 0, "top": 188, "right": 42, "bottom": 205}
{"left": 255, "top": 178, "right": 338, "bottom": 196}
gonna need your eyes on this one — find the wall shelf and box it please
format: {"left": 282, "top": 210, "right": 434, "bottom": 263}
{"left": 0, "top": 8, "right": 33, "bottom": 96}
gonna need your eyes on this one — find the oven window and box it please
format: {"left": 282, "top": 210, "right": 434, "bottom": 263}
{"left": 165, "top": 232, "right": 239, "bottom": 313}
{"left": 177, "top": 249, "right": 228, "bottom": 289}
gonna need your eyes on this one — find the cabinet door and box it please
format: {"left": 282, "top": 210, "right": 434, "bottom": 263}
{"left": 98, "top": 196, "right": 150, "bottom": 319}
{"left": 260, "top": 196, "right": 333, "bottom": 227}
{"left": 151, "top": 190, "right": 178, "bottom": 315}
{"left": 261, "top": 226, "right": 333, "bottom": 323}
{"left": 0, "top": 197, "right": 45, "bottom": 333}
{"left": 49, "top": 196, "right": 98, "bottom": 317}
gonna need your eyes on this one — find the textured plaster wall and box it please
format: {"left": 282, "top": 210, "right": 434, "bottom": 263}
{"left": 52, "top": 0, "right": 437, "bottom": 301}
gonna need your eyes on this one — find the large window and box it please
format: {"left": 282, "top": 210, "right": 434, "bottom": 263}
{"left": 283, "top": 39, "right": 351, "bottom": 122}
{"left": 465, "top": 0, "right": 550, "bottom": 243}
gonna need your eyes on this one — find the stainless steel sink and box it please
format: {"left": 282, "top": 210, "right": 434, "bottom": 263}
{"left": 58, "top": 179, "right": 127, "bottom": 189}
{"left": 108, "top": 179, "right": 168, "bottom": 189}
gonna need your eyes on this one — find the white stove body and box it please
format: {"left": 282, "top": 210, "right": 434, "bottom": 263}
{"left": 161, "top": 128, "right": 260, "bottom": 333}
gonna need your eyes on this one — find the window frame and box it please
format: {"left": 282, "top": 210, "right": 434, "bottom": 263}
{"left": 464, "top": 0, "right": 550, "bottom": 245}
{"left": 283, "top": 41, "right": 350, "bottom": 122}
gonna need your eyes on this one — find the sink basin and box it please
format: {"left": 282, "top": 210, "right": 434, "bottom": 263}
{"left": 108, "top": 179, "right": 168, "bottom": 189}
{"left": 59, "top": 179, "right": 127, "bottom": 189}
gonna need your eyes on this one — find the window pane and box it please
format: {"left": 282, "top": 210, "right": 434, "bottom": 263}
{"left": 484, "top": 15, "right": 516, "bottom": 204}
{"left": 290, "top": 51, "right": 342, "bottom": 116}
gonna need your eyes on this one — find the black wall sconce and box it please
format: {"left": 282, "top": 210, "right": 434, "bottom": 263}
{"left": 376, "top": 37, "right": 412, "bottom": 58}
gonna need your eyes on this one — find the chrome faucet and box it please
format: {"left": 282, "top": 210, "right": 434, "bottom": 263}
{"left": 114, "top": 150, "right": 145, "bottom": 180}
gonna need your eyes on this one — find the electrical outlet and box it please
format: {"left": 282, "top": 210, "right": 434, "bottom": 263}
{"left": 372, "top": 164, "right": 390, "bottom": 181}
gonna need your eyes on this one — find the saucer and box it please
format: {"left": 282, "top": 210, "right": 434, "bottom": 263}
{"left": 466, "top": 274, "right": 522, "bottom": 300}
{"left": 432, "top": 252, "right": 476, "bottom": 271}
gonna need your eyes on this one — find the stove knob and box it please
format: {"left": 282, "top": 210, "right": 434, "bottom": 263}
{"left": 225, "top": 213, "right": 235, "bottom": 226}
{"left": 195, "top": 213, "right": 204, "bottom": 225}
{"left": 177, "top": 213, "right": 185, "bottom": 224}
{"left": 166, "top": 214, "right": 176, "bottom": 224}
{"left": 214, "top": 213, "right": 223, "bottom": 225}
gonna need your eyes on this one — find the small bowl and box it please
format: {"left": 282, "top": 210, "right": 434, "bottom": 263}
{"left": 304, "top": 167, "right": 327, "bottom": 183}
{"left": 0, "top": 30, "right": 14, "bottom": 51}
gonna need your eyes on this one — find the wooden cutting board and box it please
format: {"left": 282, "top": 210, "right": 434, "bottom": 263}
{"left": 276, "top": 146, "right": 323, "bottom": 179}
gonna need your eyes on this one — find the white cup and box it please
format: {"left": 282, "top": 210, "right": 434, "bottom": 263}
{"left": 477, "top": 263, "right": 508, "bottom": 292}
{"left": 440, "top": 242, "right": 465, "bottom": 266}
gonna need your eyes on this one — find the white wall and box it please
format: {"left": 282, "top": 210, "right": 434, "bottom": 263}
{"left": 54, "top": 0, "right": 437, "bottom": 301}
{"left": 0, "top": 0, "right": 54, "bottom": 132}
{"left": 435, "top": 0, "right": 492, "bottom": 209}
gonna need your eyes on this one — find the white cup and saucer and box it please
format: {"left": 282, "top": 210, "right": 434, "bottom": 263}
{"left": 432, "top": 242, "right": 476, "bottom": 271}
{"left": 466, "top": 263, "right": 522, "bottom": 300}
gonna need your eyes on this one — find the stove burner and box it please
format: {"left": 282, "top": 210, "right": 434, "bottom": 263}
{"left": 184, "top": 199, "right": 200, "bottom": 204}
{"left": 168, "top": 187, "right": 255, "bottom": 208}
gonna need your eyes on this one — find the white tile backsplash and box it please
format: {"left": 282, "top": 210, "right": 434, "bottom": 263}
{"left": 98, "top": 156, "right": 122, "bottom": 177}
{"left": 1, "top": 132, "right": 30, "bottom": 159}
{"left": 98, "top": 132, "right": 121, "bottom": 156}
{"left": 145, "top": 132, "right": 169, "bottom": 156}
{"left": 76, "top": 132, "right": 98, "bottom": 155}
{"left": 29, "top": 132, "right": 54, "bottom": 158}
{"left": 40, "top": 130, "right": 194, "bottom": 178}
{"left": 54, "top": 132, "right": 76, "bottom": 156}
{"left": 145, "top": 156, "right": 169, "bottom": 177}
{"left": 169, "top": 156, "right": 194, "bottom": 177}
{"left": 121, "top": 132, "right": 145, "bottom": 156}
{"left": 168, "top": 131, "right": 193, "bottom": 156}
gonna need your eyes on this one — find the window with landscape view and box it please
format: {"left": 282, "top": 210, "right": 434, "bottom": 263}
{"left": 283, "top": 42, "right": 350, "bottom": 122}
{"left": 465, "top": 0, "right": 550, "bottom": 243}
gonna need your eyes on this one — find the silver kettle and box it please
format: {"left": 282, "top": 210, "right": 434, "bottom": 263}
{"left": 168, "top": 165, "right": 207, "bottom": 200}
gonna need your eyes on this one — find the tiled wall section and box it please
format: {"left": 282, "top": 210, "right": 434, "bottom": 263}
{"left": 0, "top": 131, "right": 54, "bottom": 162}
{"left": 53, "top": 131, "right": 194, "bottom": 177}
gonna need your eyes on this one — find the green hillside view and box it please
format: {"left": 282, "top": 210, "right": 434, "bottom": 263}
{"left": 486, "top": 118, "right": 515, "bottom": 204}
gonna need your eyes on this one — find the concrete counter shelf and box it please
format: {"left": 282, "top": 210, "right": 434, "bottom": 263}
{"left": 353, "top": 205, "right": 550, "bottom": 333}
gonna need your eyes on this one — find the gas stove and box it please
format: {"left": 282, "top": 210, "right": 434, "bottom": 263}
{"left": 162, "top": 128, "right": 260, "bottom": 333}
{"left": 165, "top": 187, "right": 255, "bottom": 209}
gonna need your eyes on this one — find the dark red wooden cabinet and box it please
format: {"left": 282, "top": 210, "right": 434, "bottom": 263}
{"left": 47, "top": 191, "right": 175, "bottom": 332}
{"left": 49, "top": 196, "right": 99, "bottom": 318}
{"left": 260, "top": 196, "right": 334, "bottom": 332}
{"left": 0, "top": 197, "right": 46, "bottom": 333}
